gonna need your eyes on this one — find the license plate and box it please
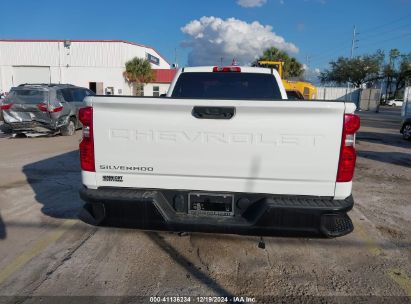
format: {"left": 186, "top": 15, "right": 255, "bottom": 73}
{"left": 188, "top": 193, "right": 234, "bottom": 217}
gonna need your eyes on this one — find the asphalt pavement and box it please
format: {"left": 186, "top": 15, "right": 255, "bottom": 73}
{"left": 0, "top": 106, "right": 410, "bottom": 303}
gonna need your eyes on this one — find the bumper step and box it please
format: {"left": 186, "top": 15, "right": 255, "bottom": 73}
{"left": 320, "top": 213, "right": 354, "bottom": 237}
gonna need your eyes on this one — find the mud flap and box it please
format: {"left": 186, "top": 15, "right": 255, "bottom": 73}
{"left": 78, "top": 202, "right": 106, "bottom": 226}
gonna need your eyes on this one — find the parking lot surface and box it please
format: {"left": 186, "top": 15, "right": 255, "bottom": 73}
{"left": 0, "top": 107, "right": 410, "bottom": 302}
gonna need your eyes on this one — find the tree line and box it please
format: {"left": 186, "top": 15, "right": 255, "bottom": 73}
{"left": 123, "top": 47, "right": 411, "bottom": 99}
{"left": 320, "top": 49, "right": 411, "bottom": 98}
{"left": 255, "top": 47, "right": 411, "bottom": 99}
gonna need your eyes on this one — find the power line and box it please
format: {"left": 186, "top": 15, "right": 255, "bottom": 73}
{"left": 310, "top": 41, "right": 351, "bottom": 61}
{"left": 308, "top": 15, "right": 411, "bottom": 65}
{"left": 358, "top": 31, "right": 411, "bottom": 50}
{"left": 309, "top": 38, "right": 355, "bottom": 66}
{"left": 310, "top": 30, "right": 411, "bottom": 67}
{"left": 309, "top": 47, "right": 349, "bottom": 66}
{"left": 308, "top": 26, "right": 361, "bottom": 67}
{"left": 310, "top": 33, "right": 411, "bottom": 69}
{"left": 360, "top": 13, "right": 411, "bottom": 34}
{"left": 307, "top": 30, "right": 357, "bottom": 66}
{"left": 360, "top": 22, "right": 411, "bottom": 42}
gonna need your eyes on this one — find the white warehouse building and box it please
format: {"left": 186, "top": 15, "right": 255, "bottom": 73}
{"left": 0, "top": 39, "right": 175, "bottom": 96}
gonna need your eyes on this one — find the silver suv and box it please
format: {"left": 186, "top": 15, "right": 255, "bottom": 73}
{"left": 0, "top": 84, "right": 95, "bottom": 136}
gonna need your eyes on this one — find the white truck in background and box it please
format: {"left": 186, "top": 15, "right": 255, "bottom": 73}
{"left": 79, "top": 66, "right": 360, "bottom": 237}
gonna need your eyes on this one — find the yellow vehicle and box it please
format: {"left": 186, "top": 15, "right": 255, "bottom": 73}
{"left": 257, "top": 61, "right": 317, "bottom": 100}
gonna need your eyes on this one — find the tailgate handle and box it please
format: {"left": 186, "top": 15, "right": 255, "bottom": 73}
{"left": 192, "top": 106, "right": 235, "bottom": 120}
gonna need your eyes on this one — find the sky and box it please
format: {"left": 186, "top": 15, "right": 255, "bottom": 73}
{"left": 1, "top": 0, "right": 411, "bottom": 78}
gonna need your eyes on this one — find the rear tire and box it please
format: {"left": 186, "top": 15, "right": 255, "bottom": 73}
{"left": 403, "top": 124, "right": 411, "bottom": 140}
{"left": 61, "top": 118, "right": 76, "bottom": 136}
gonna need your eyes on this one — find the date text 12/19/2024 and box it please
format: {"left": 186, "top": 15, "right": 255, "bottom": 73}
{"left": 149, "top": 296, "right": 256, "bottom": 303}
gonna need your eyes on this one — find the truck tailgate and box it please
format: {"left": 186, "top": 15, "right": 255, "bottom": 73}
{"left": 90, "top": 98, "right": 347, "bottom": 197}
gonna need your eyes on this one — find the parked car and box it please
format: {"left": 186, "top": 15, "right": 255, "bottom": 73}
{"left": 0, "top": 97, "right": 3, "bottom": 122}
{"left": 286, "top": 90, "right": 305, "bottom": 100}
{"left": 0, "top": 84, "right": 95, "bottom": 136}
{"left": 400, "top": 98, "right": 411, "bottom": 140}
{"left": 79, "top": 66, "right": 360, "bottom": 238}
{"left": 387, "top": 99, "right": 403, "bottom": 107}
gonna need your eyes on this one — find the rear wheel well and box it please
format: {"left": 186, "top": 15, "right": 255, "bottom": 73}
{"left": 60, "top": 117, "right": 77, "bottom": 136}
{"left": 69, "top": 115, "right": 78, "bottom": 128}
{"left": 401, "top": 120, "right": 411, "bottom": 132}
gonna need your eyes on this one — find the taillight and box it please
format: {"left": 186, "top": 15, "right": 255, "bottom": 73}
{"left": 337, "top": 114, "right": 361, "bottom": 182}
{"left": 37, "top": 102, "right": 48, "bottom": 112}
{"left": 51, "top": 106, "right": 64, "bottom": 113}
{"left": 343, "top": 114, "right": 361, "bottom": 134}
{"left": 79, "top": 107, "right": 95, "bottom": 172}
{"left": 0, "top": 103, "right": 12, "bottom": 110}
{"left": 213, "top": 66, "right": 241, "bottom": 72}
{"left": 38, "top": 102, "right": 64, "bottom": 113}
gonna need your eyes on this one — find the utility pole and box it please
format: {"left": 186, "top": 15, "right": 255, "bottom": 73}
{"left": 174, "top": 48, "right": 178, "bottom": 67}
{"left": 305, "top": 55, "right": 311, "bottom": 81}
{"left": 348, "top": 26, "right": 359, "bottom": 92}
{"left": 351, "top": 25, "right": 359, "bottom": 58}
{"left": 305, "top": 55, "right": 311, "bottom": 68}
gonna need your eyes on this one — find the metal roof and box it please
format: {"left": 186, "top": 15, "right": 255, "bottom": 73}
{"left": 0, "top": 39, "right": 170, "bottom": 65}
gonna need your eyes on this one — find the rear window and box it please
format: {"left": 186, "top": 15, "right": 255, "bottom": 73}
{"left": 59, "top": 88, "right": 94, "bottom": 102}
{"left": 60, "top": 89, "right": 73, "bottom": 102}
{"left": 6, "top": 90, "right": 48, "bottom": 104}
{"left": 171, "top": 72, "right": 283, "bottom": 100}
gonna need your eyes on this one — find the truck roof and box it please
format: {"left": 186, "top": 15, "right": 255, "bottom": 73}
{"left": 182, "top": 66, "right": 274, "bottom": 74}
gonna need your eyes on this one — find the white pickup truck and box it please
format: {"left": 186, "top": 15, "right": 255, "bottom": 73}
{"left": 79, "top": 66, "right": 360, "bottom": 237}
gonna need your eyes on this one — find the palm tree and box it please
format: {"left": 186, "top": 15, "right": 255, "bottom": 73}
{"left": 385, "top": 49, "right": 401, "bottom": 99}
{"left": 123, "top": 57, "right": 155, "bottom": 96}
{"left": 254, "top": 47, "right": 304, "bottom": 79}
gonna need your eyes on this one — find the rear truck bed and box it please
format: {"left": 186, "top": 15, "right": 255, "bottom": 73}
{"left": 78, "top": 67, "right": 360, "bottom": 237}
{"left": 78, "top": 98, "right": 359, "bottom": 237}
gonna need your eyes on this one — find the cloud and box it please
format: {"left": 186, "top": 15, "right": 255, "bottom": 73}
{"left": 302, "top": 65, "right": 321, "bottom": 83}
{"left": 236, "top": 0, "right": 267, "bottom": 7}
{"left": 181, "top": 16, "right": 299, "bottom": 66}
